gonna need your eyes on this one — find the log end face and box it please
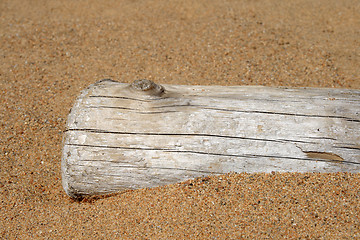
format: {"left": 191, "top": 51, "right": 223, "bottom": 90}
{"left": 61, "top": 145, "right": 87, "bottom": 200}
{"left": 62, "top": 179, "right": 85, "bottom": 200}
{"left": 61, "top": 164, "right": 81, "bottom": 200}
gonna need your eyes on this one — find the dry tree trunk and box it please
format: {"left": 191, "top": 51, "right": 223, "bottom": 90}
{"left": 62, "top": 79, "right": 360, "bottom": 198}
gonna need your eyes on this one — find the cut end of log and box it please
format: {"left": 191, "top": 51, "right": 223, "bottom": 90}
{"left": 62, "top": 182, "right": 84, "bottom": 200}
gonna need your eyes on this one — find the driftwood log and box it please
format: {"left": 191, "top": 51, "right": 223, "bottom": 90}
{"left": 62, "top": 79, "right": 360, "bottom": 198}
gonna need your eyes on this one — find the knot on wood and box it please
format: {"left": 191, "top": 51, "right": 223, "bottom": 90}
{"left": 131, "top": 79, "right": 165, "bottom": 96}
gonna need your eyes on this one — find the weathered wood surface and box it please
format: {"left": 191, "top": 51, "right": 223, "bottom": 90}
{"left": 62, "top": 79, "right": 360, "bottom": 198}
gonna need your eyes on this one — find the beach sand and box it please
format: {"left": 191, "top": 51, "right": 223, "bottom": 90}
{"left": 1, "top": 0, "right": 359, "bottom": 238}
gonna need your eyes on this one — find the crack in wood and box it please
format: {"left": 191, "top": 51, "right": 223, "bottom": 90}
{"left": 76, "top": 161, "right": 223, "bottom": 174}
{"left": 87, "top": 106, "right": 178, "bottom": 114}
{"left": 66, "top": 128, "right": 312, "bottom": 144}
{"left": 66, "top": 143, "right": 359, "bottom": 165}
{"left": 88, "top": 106, "right": 134, "bottom": 110}
{"left": 153, "top": 104, "right": 206, "bottom": 108}
{"left": 89, "top": 95, "right": 152, "bottom": 102}
{"left": 89, "top": 95, "right": 164, "bottom": 102}
{"left": 334, "top": 146, "right": 360, "bottom": 151}
{"left": 85, "top": 104, "right": 359, "bottom": 122}
{"left": 136, "top": 111, "right": 179, "bottom": 114}
{"left": 204, "top": 108, "right": 360, "bottom": 122}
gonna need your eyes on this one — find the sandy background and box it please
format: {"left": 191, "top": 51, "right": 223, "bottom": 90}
{"left": 1, "top": 0, "right": 359, "bottom": 238}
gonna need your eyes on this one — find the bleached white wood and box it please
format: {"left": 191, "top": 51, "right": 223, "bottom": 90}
{"left": 62, "top": 79, "right": 360, "bottom": 198}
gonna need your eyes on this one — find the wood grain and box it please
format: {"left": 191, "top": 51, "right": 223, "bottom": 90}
{"left": 62, "top": 79, "right": 360, "bottom": 198}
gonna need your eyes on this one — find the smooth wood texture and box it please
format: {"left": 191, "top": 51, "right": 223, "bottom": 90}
{"left": 62, "top": 79, "right": 360, "bottom": 198}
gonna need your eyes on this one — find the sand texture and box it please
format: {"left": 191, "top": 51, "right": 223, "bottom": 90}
{"left": 1, "top": 0, "right": 359, "bottom": 238}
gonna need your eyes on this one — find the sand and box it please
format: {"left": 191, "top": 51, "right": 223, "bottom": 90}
{"left": 1, "top": 0, "right": 359, "bottom": 238}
